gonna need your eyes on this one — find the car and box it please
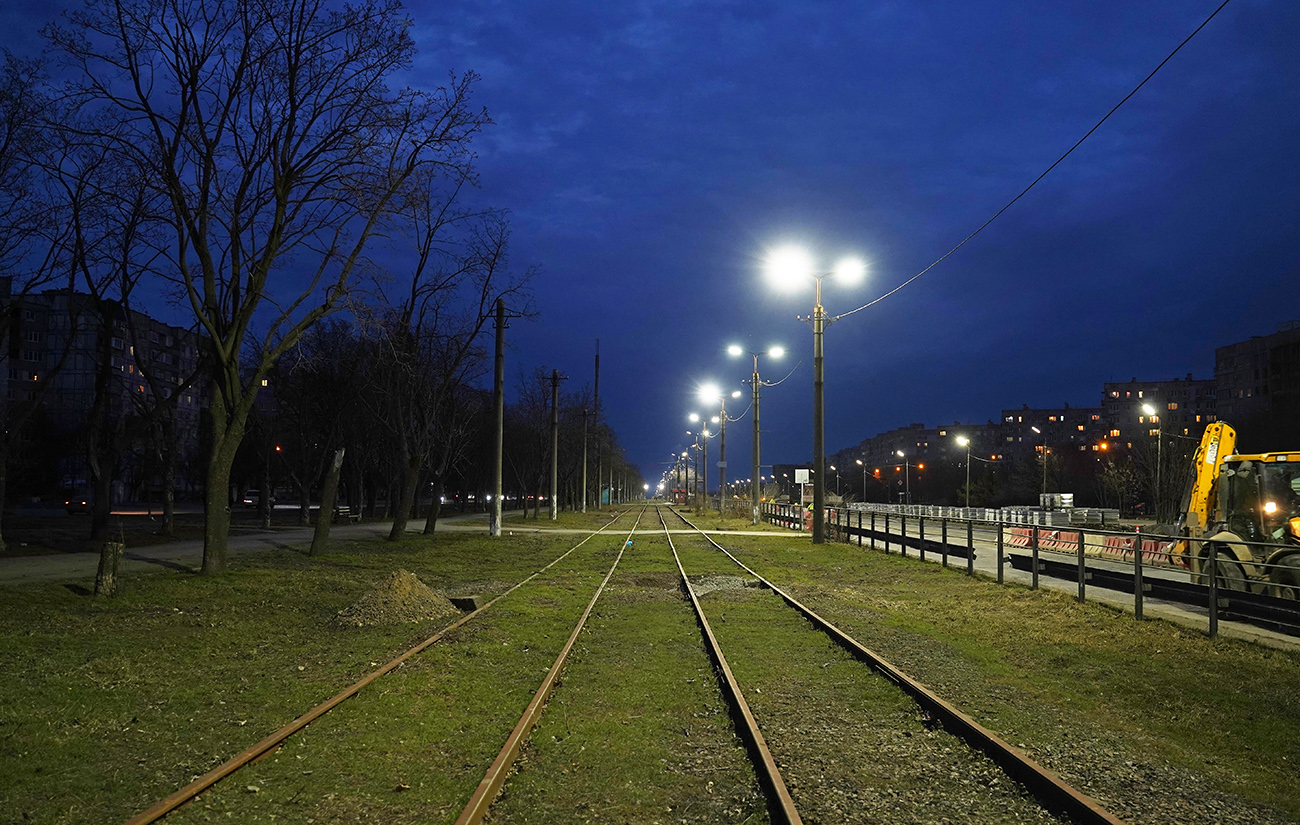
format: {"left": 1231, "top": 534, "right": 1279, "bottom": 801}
{"left": 241, "top": 489, "right": 275, "bottom": 508}
{"left": 64, "top": 494, "right": 91, "bottom": 514}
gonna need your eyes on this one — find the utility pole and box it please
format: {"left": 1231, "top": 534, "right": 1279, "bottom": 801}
{"left": 593, "top": 339, "right": 601, "bottom": 507}
{"left": 581, "top": 408, "right": 588, "bottom": 513}
{"left": 548, "top": 369, "right": 566, "bottom": 519}
{"left": 489, "top": 298, "right": 506, "bottom": 537}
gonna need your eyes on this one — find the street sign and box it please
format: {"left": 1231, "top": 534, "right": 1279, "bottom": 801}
{"left": 794, "top": 469, "right": 809, "bottom": 484}
{"left": 716, "top": 461, "right": 726, "bottom": 468}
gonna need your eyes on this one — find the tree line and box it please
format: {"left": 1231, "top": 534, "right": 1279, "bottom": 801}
{"left": 0, "top": 0, "right": 639, "bottom": 575}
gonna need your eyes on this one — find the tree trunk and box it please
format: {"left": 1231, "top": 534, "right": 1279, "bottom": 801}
{"left": 201, "top": 407, "right": 243, "bottom": 574}
{"left": 90, "top": 461, "right": 114, "bottom": 541}
{"left": 423, "top": 472, "right": 445, "bottom": 534}
{"left": 0, "top": 439, "right": 9, "bottom": 553}
{"left": 311, "top": 447, "right": 346, "bottom": 556}
{"left": 387, "top": 458, "right": 420, "bottom": 540}
{"left": 95, "top": 541, "right": 124, "bottom": 596}
{"left": 160, "top": 419, "right": 176, "bottom": 536}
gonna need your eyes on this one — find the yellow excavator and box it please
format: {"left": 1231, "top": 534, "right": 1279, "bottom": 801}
{"left": 1177, "top": 422, "right": 1300, "bottom": 599}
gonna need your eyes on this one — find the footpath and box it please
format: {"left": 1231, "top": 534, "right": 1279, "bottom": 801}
{"left": 0, "top": 511, "right": 511, "bottom": 587}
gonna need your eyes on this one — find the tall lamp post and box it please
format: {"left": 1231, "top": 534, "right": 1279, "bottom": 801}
{"left": 764, "top": 246, "right": 865, "bottom": 544}
{"left": 699, "top": 383, "right": 742, "bottom": 515}
{"left": 1141, "top": 403, "right": 1162, "bottom": 521}
{"left": 1031, "top": 425, "right": 1047, "bottom": 496}
{"left": 855, "top": 458, "right": 867, "bottom": 501}
{"left": 688, "top": 418, "right": 715, "bottom": 510}
{"left": 729, "top": 344, "right": 785, "bottom": 524}
{"left": 956, "top": 436, "right": 972, "bottom": 507}
{"left": 895, "top": 450, "right": 911, "bottom": 505}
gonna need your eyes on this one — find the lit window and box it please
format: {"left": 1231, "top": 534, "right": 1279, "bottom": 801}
{"left": 1048, "top": 415, "right": 1057, "bottom": 422}
{"left": 1138, "top": 391, "right": 1144, "bottom": 398}
{"left": 1109, "top": 429, "right": 1121, "bottom": 438}
{"left": 261, "top": 379, "right": 269, "bottom": 387}
{"left": 1167, "top": 402, "right": 1178, "bottom": 410}
{"left": 1077, "top": 425, "right": 1084, "bottom": 431}
{"left": 1195, "top": 415, "right": 1201, "bottom": 423}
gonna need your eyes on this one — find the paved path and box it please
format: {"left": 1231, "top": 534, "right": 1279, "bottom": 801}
{"left": 0, "top": 511, "right": 517, "bottom": 587}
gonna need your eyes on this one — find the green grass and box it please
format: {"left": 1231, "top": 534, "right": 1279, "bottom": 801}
{"left": 4, "top": 508, "right": 1299, "bottom": 823}
{"left": 0, "top": 530, "right": 620, "bottom": 824}
{"left": 715, "top": 534, "right": 1300, "bottom": 818}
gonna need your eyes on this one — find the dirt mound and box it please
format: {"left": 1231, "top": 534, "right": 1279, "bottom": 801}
{"left": 334, "top": 570, "right": 460, "bottom": 627}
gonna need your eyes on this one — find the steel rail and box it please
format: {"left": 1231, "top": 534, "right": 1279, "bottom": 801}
{"left": 125, "top": 510, "right": 633, "bottom": 825}
{"left": 454, "top": 506, "right": 647, "bottom": 825}
{"left": 670, "top": 507, "right": 1126, "bottom": 825}
{"left": 656, "top": 506, "right": 804, "bottom": 825}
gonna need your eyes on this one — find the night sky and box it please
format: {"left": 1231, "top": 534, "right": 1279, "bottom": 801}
{"left": 6, "top": 1, "right": 1299, "bottom": 482}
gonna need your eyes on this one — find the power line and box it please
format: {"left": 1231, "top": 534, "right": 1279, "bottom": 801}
{"left": 835, "top": 0, "right": 1234, "bottom": 322}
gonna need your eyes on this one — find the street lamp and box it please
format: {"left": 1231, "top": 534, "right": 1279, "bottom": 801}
{"left": 729, "top": 344, "right": 785, "bottom": 524}
{"left": 829, "top": 465, "right": 841, "bottom": 495}
{"left": 855, "top": 458, "right": 867, "bottom": 501}
{"left": 895, "top": 450, "right": 911, "bottom": 505}
{"left": 1031, "top": 425, "right": 1047, "bottom": 496}
{"left": 765, "top": 246, "right": 865, "bottom": 544}
{"left": 956, "top": 436, "right": 971, "bottom": 507}
{"left": 700, "top": 383, "right": 743, "bottom": 515}
{"left": 1141, "top": 402, "right": 1162, "bottom": 520}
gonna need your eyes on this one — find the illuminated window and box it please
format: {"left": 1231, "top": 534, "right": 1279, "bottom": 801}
{"left": 1138, "top": 391, "right": 1144, "bottom": 398}
{"left": 1168, "top": 402, "right": 1178, "bottom": 410}
{"left": 1048, "top": 415, "right": 1057, "bottom": 422}
{"left": 1091, "top": 415, "right": 1100, "bottom": 421}
{"left": 1077, "top": 425, "right": 1084, "bottom": 431}
{"left": 261, "top": 379, "right": 269, "bottom": 387}
{"left": 1109, "top": 429, "right": 1121, "bottom": 438}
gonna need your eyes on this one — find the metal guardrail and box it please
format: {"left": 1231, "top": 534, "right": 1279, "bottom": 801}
{"left": 760, "top": 503, "right": 1300, "bottom": 639}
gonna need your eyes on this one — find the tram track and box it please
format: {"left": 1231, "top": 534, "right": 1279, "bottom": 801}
{"left": 664, "top": 505, "right": 1126, "bottom": 825}
{"left": 124, "top": 510, "right": 634, "bottom": 825}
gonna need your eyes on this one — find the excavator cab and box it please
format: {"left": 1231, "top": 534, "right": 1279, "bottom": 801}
{"left": 1204, "top": 454, "right": 1300, "bottom": 598}
{"left": 1216, "top": 459, "right": 1300, "bottom": 544}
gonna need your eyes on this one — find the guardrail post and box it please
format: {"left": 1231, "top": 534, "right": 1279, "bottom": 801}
{"left": 919, "top": 516, "right": 926, "bottom": 562}
{"left": 858, "top": 511, "right": 863, "bottom": 547}
{"left": 884, "top": 513, "right": 890, "bottom": 554}
{"left": 1134, "top": 526, "right": 1144, "bottom": 621}
{"left": 997, "top": 520, "right": 1004, "bottom": 584}
{"left": 1031, "top": 526, "right": 1039, "bottom": 590}
{"left": 1076, "top": 530, "right": 1086, "bottom": 602}
{"left": 1206, "top": 538, "right": 1217, "bottom": 638}
{"left": 900, "top": 514, "right": 907, "bottom": 558}
{"left": 967, "top": 519, "right": 974, "bottom": 576}
{"left": 941, "top": 517, "right": 948, "bottom": 568}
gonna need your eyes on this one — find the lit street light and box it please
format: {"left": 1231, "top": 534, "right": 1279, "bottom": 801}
{"left": 1141, "top": 402, "right": 1162, "bottom": 520}
{"left": 729, "top": 344, "right": 785, "bottom": 524}
{"left": 895, "top": 450, "right": 911, "bottom": 505}
{"left": 1031, "top": 425, "right": 1047, "bottom": 496}
{"left": 956, "top": 435, "right": 971, "bottom": 507}
{"left": 699, "top": 382, "right": 743, "bottom": 514}
{"left": 855, "top": 458, "right": 867, "bottom": 500}
{"left": 765, "top": 246, "right": 865, "bottom": 544}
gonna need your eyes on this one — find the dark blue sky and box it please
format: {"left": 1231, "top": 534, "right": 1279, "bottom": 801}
{"left": 8, "top": 1, "right": 1299, "bottom": 481}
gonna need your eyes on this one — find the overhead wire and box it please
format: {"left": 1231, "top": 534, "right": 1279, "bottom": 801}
{"left": 834, "top": 0, "right": 1235, "bottom": 322}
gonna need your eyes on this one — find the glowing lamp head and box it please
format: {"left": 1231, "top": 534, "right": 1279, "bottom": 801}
{"left": 1141, "top": 403, "right": 1157, "bottom": 417}
{"left": 731, "top": 390, "right": 741, "bottom": 399}
{"left": 698, "top": 382, "right": 721, "bottom": 405}
{"left": 764, "top": 245, "right": 814, "bottom": 291}
{"left": 769, "top": 345, "right": 785, "bottom": 359}
{"left": 834, "top": 257, "right": 866, "bottom": 285}
{"left": 688, "top": 412, "right": 699, "bottom": 422}
{"left": 727, "top": 344, "right": 743, "bottom": 357}
{"left": 956, "top": 436, "right": 970, "bottom": 447}
{"left": 1264, "top": 501, "right": 1279, "bottom": 515}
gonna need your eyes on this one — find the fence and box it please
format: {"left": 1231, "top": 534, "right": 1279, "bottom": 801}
{"left": 759, "top": 502, "right": 1300, "bottom": 639}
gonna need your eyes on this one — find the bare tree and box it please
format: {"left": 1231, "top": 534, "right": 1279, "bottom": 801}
{"left": 48, "top": 0, "right": 490, "bottom": 572}
{"left": 0, "top": 52, "right": 83, "bottom": 552}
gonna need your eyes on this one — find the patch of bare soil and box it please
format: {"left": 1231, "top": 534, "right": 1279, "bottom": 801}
{"left": 333, "top": 569, "right": 459, "bottom": 627}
